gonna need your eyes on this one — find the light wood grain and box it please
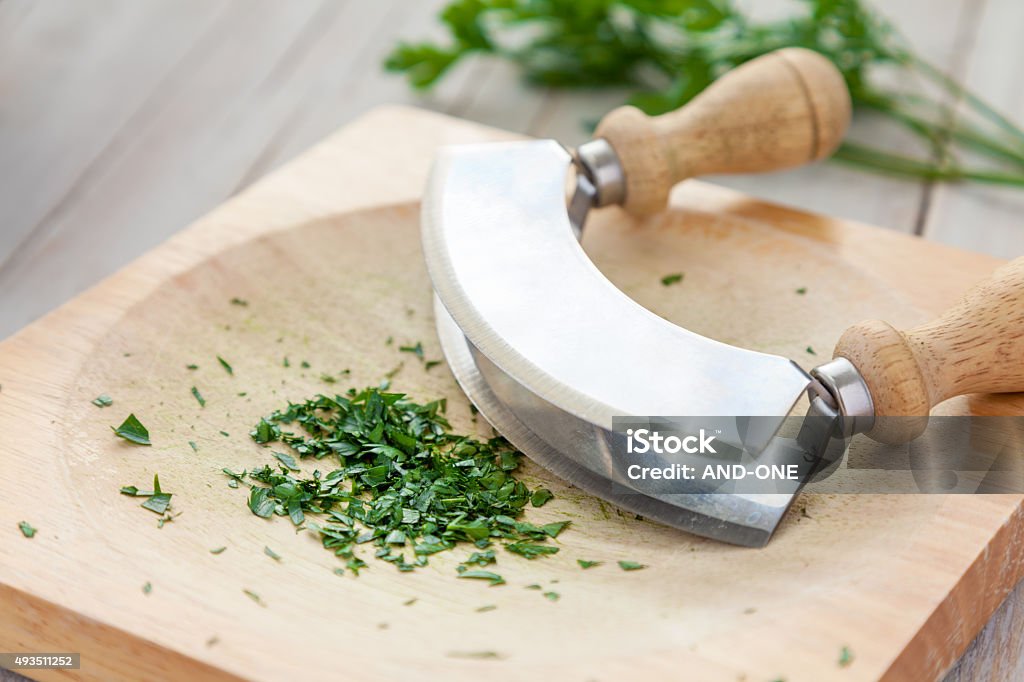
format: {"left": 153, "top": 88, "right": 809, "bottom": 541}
{"left": 835, "top": 256, "right": 1024, "bottom": 441}
{"left": 596, "top": 48, "right": 850, "bottom": 215}
{"left": 1, "top": 106, "right": 1023, "bottom": 682}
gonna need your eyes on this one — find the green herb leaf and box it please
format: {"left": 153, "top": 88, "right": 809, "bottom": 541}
{"left": 188, "top": 441, "right": 199, "bottom": 453}
{"left": 92, "top": 394, "right": 113, "bottom": 408}
{"left": 230, "top": 297, "right": 248, "bottom": 306}
{"left": 543, "top": 591, "right": 560, "bottom": 601}
{"left": 217, "top": 355, "right": 233, "bottom": 375}
{"left": 191, "top": 386, "right": 206, "bottom": 408}
{"left": 475, "top": 604, "right": 497, "bottom": 612}
{"left": 796, "top": 287, "right": 808, "bottom": 295}
{"left": 243, "top": 589, "right": 266, "bottom": 607}
{"left": 112, "top": 413, "right": 151, "bottom": 445}
{"left": 186, "top": 364, "right": 199, "bottom": 370}
{"left": 18, "top": 521, "right": 36, "bottom": 538}
{"left": 264, "top": 546, "right": 282, "bottom": 561}
{"left": 210, "top": 546, "right": 227, "bottom": 555}
{"left": 425, "top": 360, "right": 443, "bottom": 371}
{"left": 839, "top": 645, "right": 854, "bottom": 668}
{"left": 273, "top": 451, "right": 299, "bottom": 471}
{"left": 142, "top": 581, "right": 152, "bottom": 595}
{"left": 141, "top": 475, "right": 172, "bottom": 515}
{"left": 577, "top": 559, "right": 601, "bottom": 569}
{"left": 248, "top": 487, "right": 276, "bottom": 518}
{"left": 399, "top": 342, "right": 424, "bottom": 360}
{"left": 661, "top": 273, "right": 684, "bottom": 286}
{"left": 806, "top": 346, "right": 817, "bottom": 356}
{"left": 618, "top": 560, "right": 646, "bottom": 571}
{"left": 458, "top": 570, "right": 505, "bottom": 586}
{"left": 530, "top": 488, "right": 553, "bottom": 507}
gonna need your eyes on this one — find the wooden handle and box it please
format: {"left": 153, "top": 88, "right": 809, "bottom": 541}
{"left": 835, "top": 257, "right": 1024, "bottom": 442}
{"left": 593, "top": 47, "right": 851, "bottom": 216}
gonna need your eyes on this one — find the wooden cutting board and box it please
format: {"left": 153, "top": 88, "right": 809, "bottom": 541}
{"left": 2, "top": 107, "right": 1023, "bottom": 682}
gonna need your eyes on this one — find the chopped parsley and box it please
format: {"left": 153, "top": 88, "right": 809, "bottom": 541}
{"left": 186, "top": 364, "right": 199, "bottom": 370}
{"left": 839, "top": 646, "right": 853, "bottom": 667}
{"left": 230, "top": 297, "right": 248, "bottom": 306}
{"left": 217, "top": 355, "right": 233, "bottom": 375}
{"left": 399, "top": 342, "right": 424, "bottom": 360}
{"left": 530, "top": 488, "right": 553, "bottom": 507}
{"left": 543, "top": 591, "right": 560, "bottom": 601}
{"left": 424, "top": 359, "right": 443, "bottom": 371}
{"left": 796, "top": 287, "right": 808, "bottom": 295}
{"left": 122, "top": 475, "right": 172, "bottom": 514}
{"left": 243, "top": 589, "right": 266, "bottom": 607}
{"left": 806, "top": 346, "right": 817, "bottom": 355}
{"left": 661, "top": 272, "right": 684, "bottom": 286}
{"left": 458, "top": 570, "right": 505, "bottom": 586}
{"left": 112, "top": 413, "right": 151, "bottom": 445}
{"left": 240, "top": 387, "right": 568, "bottom": 578}
{"left": 618, "top": 560, "right": 646, "bottom": 571}
{"left": 191, "top": 386, "right": 205, "bottom": 407}
{"left": 189, "top": 441, "right": 199, "bottom": 452}
{"left": 210, "top": 547, "right": 227, "bottom": 555}
{"left": 18, "top": 521, "right": 36, "bottom": 538}
{"left": 92, "top": 394, "right": 113, "bottom": 408}
{"left": 142, "top": 582, "right": 152, "bottom": 595}
{"left": 264, "top": 546, "right": 282, "bottom": 561}
{"left": 577, "top": 559, "right": 601, "bottom": 569}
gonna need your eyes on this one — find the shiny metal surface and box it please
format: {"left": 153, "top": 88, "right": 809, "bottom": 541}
{"left": 575, "top": 138, "right": 626, "bottom": 207}
{"left": 422, "top": 139, "right": 824, "bottom": 546}
{"left": 811, "top": 357, "right": 875, "bottom": 437}
{"left": 435, "top": 298, "right": 800, "bottom": 547}
{"left": 422, "top": 140, "right": 813, "bottom": 428}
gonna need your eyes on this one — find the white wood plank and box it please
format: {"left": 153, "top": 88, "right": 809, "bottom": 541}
{"left": 0, "top": 0, "right": 230, "bottom": 268}
{"left": 708, "top": 0, "right": 976, "bottom": 230}
{"left": 0, "top": 0, "right": 342, "bottom": 338}
{"left": 922, "top": 0, "right": 1024, "bottom": 259}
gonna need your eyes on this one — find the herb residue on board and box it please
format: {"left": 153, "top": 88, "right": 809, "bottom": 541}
{"left": 243, "top": 387, "right": 569, "bottom": 576}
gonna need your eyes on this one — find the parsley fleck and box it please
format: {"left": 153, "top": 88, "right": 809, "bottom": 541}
{"left": 618, "top": 560, "right": 646, "bottom": 571}
{"left": 458, "top": 570, "right": 505, "bottom": 586}
{"left": 806, "top": 346, "right": 817, "bottom": 355}
{"left": 188, "top": 441, "right": 199, "bottom": 452}
{"left": 139, "top": 475, "right": 172, "bottom": 515}
{"left": 530, "top": 488, "right": 554, "bottom": 507}
{"left": 142, "top": 582, "right": 152, "bottom": 595}
{"left": 210, "top": 547, "right": 227, "bottom": 555}
{"left": 661, "top": 273, "right": 684, "bottom": 286}
{"left": 839, "top": 646, "right": 854, "bottom": 668}
{"left": 230, "top": 297, "right": 248, "bottom": 306}
{"left": 424, "top": 360, "right": 442, "bottom": 371}
{"left": 399, "top": 342, "right": 424, "bottom": 360}
{"left": 300, "top": 360, "right": 310, "bottom": 369}
{"left": 92, "top": 394, "right": 113, "bottom": 408}
{"left": 112, "top": 413, "right": 151, "bottom": 445}
{"left": 217, "top": 355, "right": 233, "bottom": 375}
{"left": 264, "top": 546, "right": 282, "bottom": 561}
{"left": 543, "top": 591, "right": 560, "bottom": 601}
{"left": 796, "top": 287, "right": 808, "bottom": 295}
{"left": 577, "top": 559, "right": 601, "bottom": 569}
{"left": 191, "top": 386, "right": 205, "bottom": 408}
{"left": 283, "top": 357, "right": 290, "bottom": 368}
{"left": 243, "top": 589, "right": 266, "bottom": 607}
{"left": 18, "top": 521, "right": 36, "bottom": 538}
{"left": 476, "top": 604, "right": 497, "bottom": 612}
{"left": 186, "top": 364, "right": 199, "bottom": 370}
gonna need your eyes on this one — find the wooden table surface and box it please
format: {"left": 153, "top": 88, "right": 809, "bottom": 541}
{"left": 1, "top": 1, "right": 1022, "bottom": 680}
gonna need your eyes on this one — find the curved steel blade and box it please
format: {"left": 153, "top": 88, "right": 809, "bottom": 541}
{"left": 423, "top": 140, "right": 816, "bottom": 545}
